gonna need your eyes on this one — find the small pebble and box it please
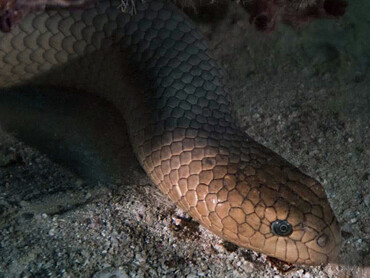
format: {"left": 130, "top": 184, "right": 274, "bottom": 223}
{"left": 75, "top": 178, "right": 84, "bottom": 186}
{"left": 350, "top": 218, "right": 358, "bottom": 223}
{"left": 364, "top": 194, "right": 370, "bottom": 207}
{"left": 92, "top": 267, "right": 129, "bottom": 278}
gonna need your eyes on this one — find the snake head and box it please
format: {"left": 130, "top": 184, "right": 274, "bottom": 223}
{"left": 204, "top": 151, "right": 343, "bottom": 265}
{"left": 252, "top": 163, "right": 342, "bottom": 265}
{"left": 170, "top": 142, "right": 342, "bottom": 265}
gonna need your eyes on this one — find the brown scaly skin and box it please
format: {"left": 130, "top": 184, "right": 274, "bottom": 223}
{"left": 0, "top": 0, "right": 341, "bottom": 265}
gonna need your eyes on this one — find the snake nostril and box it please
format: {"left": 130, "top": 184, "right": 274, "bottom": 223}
{"left": 271, "top": 220, "right": 293, "bottom": 237}
{"left": 317, "top": 234, "right": 329, "bottom": 247}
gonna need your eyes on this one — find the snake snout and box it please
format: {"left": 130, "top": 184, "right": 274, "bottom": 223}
{"left": 305, "top": 227, "right": 342, "bottom": 265}
{"left": 297, "top": 209, "right": 342, "bottom": 265}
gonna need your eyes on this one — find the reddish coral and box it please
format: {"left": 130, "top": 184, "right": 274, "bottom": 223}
{"left": 0, "top": 0, "right": 348, "bottom": 33}
{"left": 323, "top": 0, "right": 347, "bottom": 16}
{"left": 0, "top": 0, "right": 95, "bottom": 32}
{"left": 0, "top": 0, "right": 26, "bottom": 32}
{"left": 241, "top": 0, "right": 348, "bottom": 32}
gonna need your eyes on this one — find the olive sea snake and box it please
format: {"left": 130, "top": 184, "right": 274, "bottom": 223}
{"left": 0, "top": 0, "right": 341, "bottom": 265}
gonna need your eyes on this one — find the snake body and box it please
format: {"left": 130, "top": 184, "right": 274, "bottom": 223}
{"left": 0, "top": 0, "right": 341, "bottom": 265}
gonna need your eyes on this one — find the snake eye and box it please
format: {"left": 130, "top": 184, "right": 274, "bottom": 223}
{"left": 271, "top": 220, "right": 293, "bottom": 236}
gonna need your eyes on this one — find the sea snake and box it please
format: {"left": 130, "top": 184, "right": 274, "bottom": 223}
{"left": 0, "top": 0, "right": 341, "bottom": 265}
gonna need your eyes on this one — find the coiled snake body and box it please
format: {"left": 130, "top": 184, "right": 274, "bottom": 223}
{"left": 0, "top": 0, "right": 341, "bottom": 265}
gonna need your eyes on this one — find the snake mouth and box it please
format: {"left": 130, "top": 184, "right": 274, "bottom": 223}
{"left": 327, "top": 218, "right": 342, "bottom": 262}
